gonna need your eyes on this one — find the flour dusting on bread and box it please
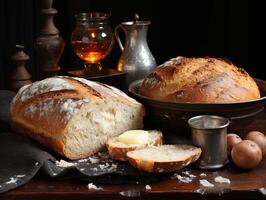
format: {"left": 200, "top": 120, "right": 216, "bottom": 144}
{"left": 18, "top": 77, "right": 75, "bottom": 102}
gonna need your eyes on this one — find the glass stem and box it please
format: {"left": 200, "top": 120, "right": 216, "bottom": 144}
{"left": 84, "top": 62, "right": 103, "bottom": 72}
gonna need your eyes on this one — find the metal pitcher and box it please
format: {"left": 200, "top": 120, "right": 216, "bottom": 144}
{"left": 115, "top": 14, "right": 156, "bottom": 86}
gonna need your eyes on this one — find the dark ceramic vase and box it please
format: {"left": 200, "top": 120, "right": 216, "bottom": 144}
{"left": 35, "top": 0, "right": 65, "bottom": 79}
{"left": 35, "top": 35, "right": 65, "bottom": 78}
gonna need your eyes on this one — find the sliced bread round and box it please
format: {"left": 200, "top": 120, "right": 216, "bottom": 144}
{"left": 106, "top": 130, "right": 163, "bottom": 161}
{"left": 126, "top": 144, "right": 201, "bottom": 173}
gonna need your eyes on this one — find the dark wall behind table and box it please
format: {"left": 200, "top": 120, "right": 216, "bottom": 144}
{"left": 0, "top": 0, "right": 255, "bottom": 89}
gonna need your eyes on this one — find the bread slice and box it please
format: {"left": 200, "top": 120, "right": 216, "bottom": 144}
{"left": 106, "top": 130, "right": 163, "bottom": 161}
{"left": 126, "top": 145, "right": 201, "bottom": 173}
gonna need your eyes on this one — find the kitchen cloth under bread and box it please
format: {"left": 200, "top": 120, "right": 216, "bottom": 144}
{"left": 0, "top": 90, "right": 167, "bottom": 194}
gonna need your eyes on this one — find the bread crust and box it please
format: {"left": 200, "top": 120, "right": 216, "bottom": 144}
{"left": 140, "top": 57, "right": 260, "bottom": 103}
{"left": 10, "top": 120, "right": 65, "bottom": 156}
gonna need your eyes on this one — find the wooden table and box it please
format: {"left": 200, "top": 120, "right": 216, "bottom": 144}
{"left": 1, "top": 110, "right": 266, "bottom": 200}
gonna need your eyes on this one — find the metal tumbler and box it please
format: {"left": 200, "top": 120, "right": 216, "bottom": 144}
{"left": 188, "top": 115, "right": 230, "bottom": 169}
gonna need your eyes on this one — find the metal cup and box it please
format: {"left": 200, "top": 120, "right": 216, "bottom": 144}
{"left": 188, "top": 115, "right": 230, "bottom": 169}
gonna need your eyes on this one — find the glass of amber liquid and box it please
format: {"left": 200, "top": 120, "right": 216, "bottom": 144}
{"left": 71, "top": 12, "right": 114, "bottom": 72}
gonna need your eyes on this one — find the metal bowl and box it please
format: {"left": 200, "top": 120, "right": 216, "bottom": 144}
{"left": 128, "top": 78, "right": 266, "bottom": 136}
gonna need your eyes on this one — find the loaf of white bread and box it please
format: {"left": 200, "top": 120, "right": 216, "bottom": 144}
{"left": 10, "top": 76, "right": 145, "bottom": 160}
{"left": 140, "top": 57, "right": 260, "bottom": 103}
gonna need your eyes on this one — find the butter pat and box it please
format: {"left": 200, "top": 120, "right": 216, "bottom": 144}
{"left": 118, "top": 130, "right": 149, "bottom": 144}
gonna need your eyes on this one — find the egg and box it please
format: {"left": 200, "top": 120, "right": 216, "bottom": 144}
{"left": 231, "top": 140, "right": 262, "bottom": 169}
{"left": 244, "top": 131, "right": 266, "bottom": 156}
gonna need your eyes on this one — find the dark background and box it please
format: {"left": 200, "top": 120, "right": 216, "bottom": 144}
{"left": 0, "top": 0, "right": 256, "bottom": 90}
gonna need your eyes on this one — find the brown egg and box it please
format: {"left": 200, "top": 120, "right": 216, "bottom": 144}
{"left": 245, "top": 131, "right": 266, "bottom": 156}
{"left": 231, "top": 140, "right": 262, "bottom": 169}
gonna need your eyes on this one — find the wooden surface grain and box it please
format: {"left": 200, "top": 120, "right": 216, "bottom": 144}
{"left": 1, "top": 109, "right": 266, "bottom": 200}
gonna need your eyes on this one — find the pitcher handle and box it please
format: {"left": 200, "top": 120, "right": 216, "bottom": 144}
{"left": 115, "top": 24, "right": 124, "bottom": 51}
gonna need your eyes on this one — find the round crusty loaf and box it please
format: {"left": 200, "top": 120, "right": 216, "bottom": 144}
{"left": 10, "top": 76, "right": 145, "bottom": 160}
{"left": 106, "top": 130, "right": 163, "bottom": 161}
{"left": 140, "top": 57, "right": 260, "bottom": 103}
{"left": 126, "top": 144, "right": 201, "bottom": 173}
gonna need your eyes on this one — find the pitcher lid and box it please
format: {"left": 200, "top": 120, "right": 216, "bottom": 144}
{"left": 121, "top": 13, "right": 151, "bottom": 26}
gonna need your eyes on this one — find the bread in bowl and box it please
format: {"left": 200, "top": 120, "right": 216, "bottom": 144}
{"left": 140, "top": 57, "right": 260, "bottom": 103}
